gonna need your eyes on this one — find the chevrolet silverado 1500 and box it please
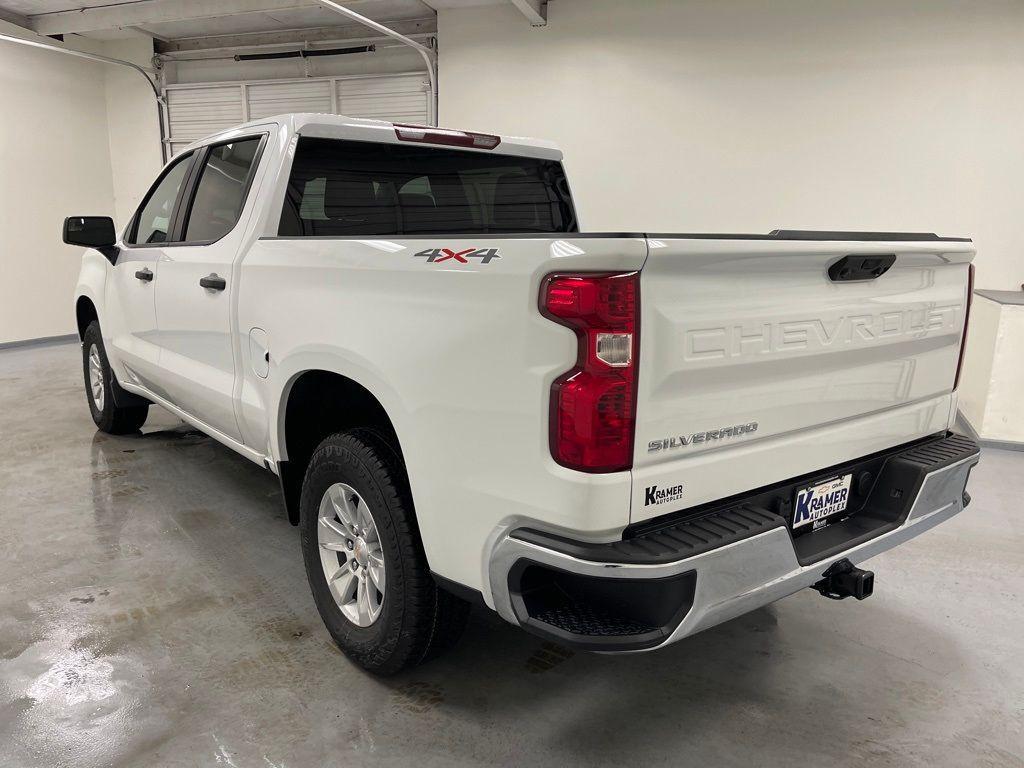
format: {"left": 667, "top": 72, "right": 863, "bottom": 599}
{"left": 66, "top": 114, "right": 980, "bottom": 674}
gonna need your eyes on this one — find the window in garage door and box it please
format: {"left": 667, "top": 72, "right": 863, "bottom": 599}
{"left": 164, "top": 73, "right": 430, "bottom": 156}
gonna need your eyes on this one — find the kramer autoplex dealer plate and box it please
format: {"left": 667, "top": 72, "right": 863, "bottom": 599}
{"left": 792, "top": 473, "right": 852, "bottom": 530}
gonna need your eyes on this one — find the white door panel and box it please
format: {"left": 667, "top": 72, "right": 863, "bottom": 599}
{"left": 154, "top": 251, "right": 240, "bottom": 438}
{"left": 108, "top": 150, "right": 196, "bottom": 392}
{"left": 152, "top": 132, "right": 270, "bottom": 443}
{"left": 105, "top": 250, "right": 161, "bottom": 388}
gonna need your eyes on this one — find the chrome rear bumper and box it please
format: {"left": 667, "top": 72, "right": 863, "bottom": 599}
{"left": 485, "top": 436, "right": 979, "bottom": 652}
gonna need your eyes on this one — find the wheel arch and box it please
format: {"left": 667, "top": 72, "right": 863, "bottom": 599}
{"left": 73, "top": 251, "right": 110, "bottom": 341}
{"left": 75, "top": 294, "right": 99, "bottom": 340}
{"left": 276, "top": 366, "right": 408, "bottom": 526}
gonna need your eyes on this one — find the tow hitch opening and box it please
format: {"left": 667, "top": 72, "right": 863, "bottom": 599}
{"left": 813, "top": 558, "right": 874, "bottom": 601}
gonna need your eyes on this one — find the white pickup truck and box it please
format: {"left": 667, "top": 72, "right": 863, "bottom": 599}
{"left": 67, "top": 113, "right": 980, "bottom": 674}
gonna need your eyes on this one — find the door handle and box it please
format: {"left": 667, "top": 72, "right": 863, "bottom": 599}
{"left": 135, "top": 268, "right": 154, "bottom": 282}
{"left": 200, "top": 273, "right": 226, "bottom": 291}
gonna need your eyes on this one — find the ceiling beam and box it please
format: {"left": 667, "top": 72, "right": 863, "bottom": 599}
{"left": 27, "top": 0, "right": 387, "bottom": 37}
{"left": 132, "top": 25, "right": 172, "bottom": 42}
{"left": 508, "top": 0, "right": 547, "bottom": 26}
{"left": 156, "top": 16, "right": 435, "bottom": 54}
{"left": 0, "top": 7, "right": 31, "bottom": 30}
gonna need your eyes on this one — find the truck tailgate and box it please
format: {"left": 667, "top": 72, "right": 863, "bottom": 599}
{"left": 631, "top": 234, "right": 974, "bottom": 524}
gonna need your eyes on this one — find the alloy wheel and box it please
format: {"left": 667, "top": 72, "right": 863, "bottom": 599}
{"left": 317, "top": 482, "right": 386, "bottom": 626}
{"left": 88, "top": 344, "right": 104, "bottom": 411}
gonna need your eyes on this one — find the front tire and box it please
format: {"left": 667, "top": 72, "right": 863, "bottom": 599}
{"left": 299, "top": 430, "right": 469, "bottom": 675}
{"left": 82, "top": 321, "right": 149, "bottom": 434}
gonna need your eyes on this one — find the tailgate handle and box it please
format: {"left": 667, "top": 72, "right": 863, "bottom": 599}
{"left": 828, "top": 255, "right": 896, "bottom": 282}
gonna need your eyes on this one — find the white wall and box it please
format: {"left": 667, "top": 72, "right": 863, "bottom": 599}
{"left": 982, "top": 304, "right": 1024, "bottom": 441}
{"left": 0, "top": 23, "right": 117, "bottom": 344}
{"left": 0, "top": 28, "right": 162, "bottom": 345}
{"left": 101, "top": 36, "right": 163, "bottom": 228}
{"left": 958, "top": 296, "right": 1024, "bottom": 442}
{"left": 438, "top": 0, "right": 1024, "bottom": 291}
{"left": 0, "top": 23, "right": 425, "bottom": 345}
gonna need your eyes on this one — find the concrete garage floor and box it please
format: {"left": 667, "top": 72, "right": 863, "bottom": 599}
{"left": 0, "top": 343, "right": 1021, "bottom": 768}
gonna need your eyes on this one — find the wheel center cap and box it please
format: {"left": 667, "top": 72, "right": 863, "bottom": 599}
{"left": 353, "top": 538, "right": 368, "bottom": 567}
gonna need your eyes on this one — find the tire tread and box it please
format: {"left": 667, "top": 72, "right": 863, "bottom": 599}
{"left": 82, "top": 321, "right": 149, "bottom": 435}
{"left": 300, "top": 430, "right": 468, "bottom": 674}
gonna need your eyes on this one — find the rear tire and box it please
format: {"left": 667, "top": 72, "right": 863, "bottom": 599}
{"left": 82, "top": 321, "right": 149, "bottom": 434}
{"left": 299, "top": 430, "right": 469, "bottom": 675}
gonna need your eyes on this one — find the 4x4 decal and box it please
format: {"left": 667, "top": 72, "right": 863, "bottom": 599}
{"left": 414, "top": 247, "right": 501, "bottom": 265}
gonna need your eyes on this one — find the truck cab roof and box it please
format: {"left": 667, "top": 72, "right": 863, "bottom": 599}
{"left": 178, "top": 112, "right": 564, "bottom": 162}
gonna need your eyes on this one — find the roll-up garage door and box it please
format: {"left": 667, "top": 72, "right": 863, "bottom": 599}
{"left": 164, "top": 72, "right": 430, "bottom": 156}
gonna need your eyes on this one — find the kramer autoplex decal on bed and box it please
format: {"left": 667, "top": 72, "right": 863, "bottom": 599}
{"left": 414, "top": 247, "right": 502, "bottom": 265}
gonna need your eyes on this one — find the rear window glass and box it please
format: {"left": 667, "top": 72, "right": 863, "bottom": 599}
{"left": 278, "top": 137, "right": 577, "bottom": 237}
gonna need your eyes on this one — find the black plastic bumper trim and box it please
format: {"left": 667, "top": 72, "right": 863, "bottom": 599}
{"left": 512, "top": 432, "right": 979, "bottom": 568}
{"left": 514, "top": 504, "right": 784, "bottom": 566}
{"left": 508, "top": 559, "right": 696, "bottom": 652}
{"left": 431, "top": 572, "right": 486, "bottom": 608}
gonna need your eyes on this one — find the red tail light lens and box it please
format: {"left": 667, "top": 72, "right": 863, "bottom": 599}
{"left": 953, "top": 262, "right": 975, "bottom": 391}
{"left": 541, "top": 272, "right": 639, "bottom": 472}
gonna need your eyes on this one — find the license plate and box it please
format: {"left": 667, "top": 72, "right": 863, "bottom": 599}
{"left": 792, "top": 473, "right": 852, "bottom": 530}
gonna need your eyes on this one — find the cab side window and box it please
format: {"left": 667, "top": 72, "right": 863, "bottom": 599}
{"left": 184, "top": 138, "right": 262, "bottom": 242}
{"left": 129, "top": 153, "right": 193, "bottom": 245}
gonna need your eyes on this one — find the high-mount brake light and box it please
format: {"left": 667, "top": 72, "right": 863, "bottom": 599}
{"left": 953, "top": 262, "right": 975, "bottom": 391}
{"left": 540, "top": 272, "right": 639, "bottom": 473}
{"left": 393, "top": 124, "right": 501, "bottom": 150}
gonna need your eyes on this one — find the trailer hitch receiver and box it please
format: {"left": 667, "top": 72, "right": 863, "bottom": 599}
{"left": 813, "top": 558, "right": 874, "bottom": 601}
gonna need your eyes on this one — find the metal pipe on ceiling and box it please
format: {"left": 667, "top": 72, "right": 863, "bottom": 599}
{"left": 0, "top": 31, "right": 169, "bottom": 163}
{"left": 233, "top": 43, "right": 375, "bottom": 61}
{"left": 312, "top": 0, "right": 438, "bottom": 126}
{"left": 163, "top": 38, "right": 421, "bottom": 63}
{"left": 157, "top": 31, "right": 435, "bottom": 60}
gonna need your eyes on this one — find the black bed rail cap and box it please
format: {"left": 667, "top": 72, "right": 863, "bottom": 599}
{"left": 767, "top": 229, "right": 972, "bottom": 242}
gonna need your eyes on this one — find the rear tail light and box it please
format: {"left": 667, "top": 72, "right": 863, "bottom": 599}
{"left": 540, "top": 272, "right": 639, "bottom": 472}
{"left": 953, "top": 262, "right": 975, "bottom": 391}
{"left": 393, "top": 124, "right": 501, "bottom": 150}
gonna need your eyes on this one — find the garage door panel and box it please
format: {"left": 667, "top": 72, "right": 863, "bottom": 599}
{"left": 167, "top": 86, "right": 245, "bottom": 147}
{"left": 247, "top": 81, "right": 333, "bottom": 119}
{"left": 340, "top": 94, "right": 428, "bottom": 120}
{"left": 337, "top": 74, "right": 426, "bottom": 96}
{"left": 336, "top": 74, "right": 428, "bottom": 122}
{"left": 386, "top": 113, "right": 432, "bottom": 124}
{"left": 165, "top": 73, "right": 429, "bottom": 152}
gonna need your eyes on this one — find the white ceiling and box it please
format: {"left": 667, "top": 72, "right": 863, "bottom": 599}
{"left": 123, "top": 4, "right": 432, "bottom": 41}
{"left": 1, "top": 0, "right": 90, "bottom": 13}
{"left": 0, "top": 0, "right": 515, "bottom": 40}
